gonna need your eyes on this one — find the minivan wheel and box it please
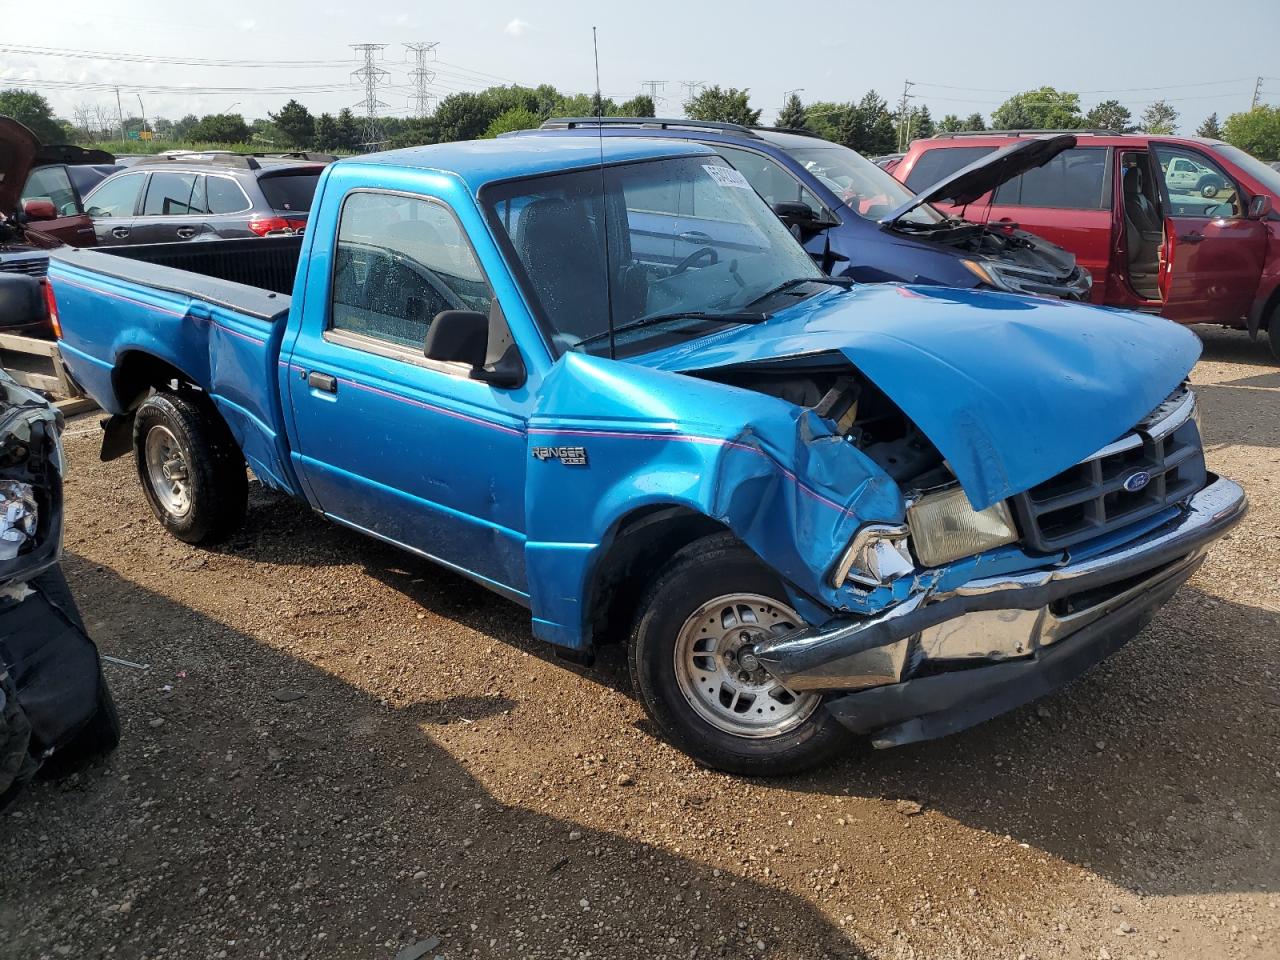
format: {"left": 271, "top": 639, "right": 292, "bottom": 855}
{"left": 628, "top": 533, "right": 853, "bottom": 776}
{"left": 133, "top": 391, "right": 247, "bottom": 544}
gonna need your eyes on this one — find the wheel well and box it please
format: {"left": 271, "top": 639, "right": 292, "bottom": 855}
{"left": 585, "top": 506, "right": 730, "bottom": 648}
{"left": 112, "top": 352, "right": 197, "bottom": 412}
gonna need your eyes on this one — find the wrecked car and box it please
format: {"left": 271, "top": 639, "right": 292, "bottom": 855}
{"left": 513, "top": 119, "right": 1093, "bottom": 300}
{"left": 0, "top": 366, "right": 120, "bottom": 807}
{"left": 45, "top": 137, "right": 1245, "bottom": 775}
{"left": 1, "top": 118, "right": 112, "bottom": 283}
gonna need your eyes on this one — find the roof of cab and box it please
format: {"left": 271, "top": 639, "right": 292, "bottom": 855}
{"left": 345, "top": 136, "right": 714, "bottom": 192}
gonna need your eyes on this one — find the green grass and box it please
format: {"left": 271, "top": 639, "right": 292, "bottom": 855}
{"left": 85, "top": 140, "right": 354, "bottom": 157}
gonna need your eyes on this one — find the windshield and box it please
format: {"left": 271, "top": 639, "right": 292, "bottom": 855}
{"left": 483, "top": 155, "right": 824, "bottom": 357}
{"left": 777, "top": 142, "right": 942, "bottom": 225}
{"left": 1211, "top": 143, "right": 1280, "bottom": 197}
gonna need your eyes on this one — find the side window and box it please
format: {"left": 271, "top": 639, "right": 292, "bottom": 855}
{"left": 715, "top": 145, "right": 825, "bottom": 218}
{"left": 903, "top": 146, "right": 995, "bottom": 191}
{"left": 22, "top": 166, "right": 78, "bottom": 215}
{"left": 994, "top": 147, "right": 1109, "bottom": 209}
{"left": 84, "top": 173, "right": 145, "bottom": 218}
{"left": 332, "top": 192, "right": 494, "bottom": 352}
{"left": 1153, "top": 146, "right": 1242, "bottom": 218}
{"left": 206, "top": 176, "right": 251, "bottom": 214}
{"left": 142, "top": 172, "right": 199, "bottom": 216}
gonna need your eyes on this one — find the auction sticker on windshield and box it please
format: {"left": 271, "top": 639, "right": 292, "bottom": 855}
{"left": 703, "top": 164, "right": 751, "bottom": 189}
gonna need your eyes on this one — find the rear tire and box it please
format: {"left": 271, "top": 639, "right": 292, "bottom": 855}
{"left": 628, "top": 533, "right": 854, "bottom": 776}
{"left": 133, "top": 391, "right": 247, "bottom": 545}
{"left": 1269, "top": 308, "right": 1280, "bottom": 362}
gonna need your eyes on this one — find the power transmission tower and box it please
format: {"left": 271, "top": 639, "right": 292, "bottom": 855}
{"left": 1252, "top": 76, "right": 1264, "bottom": 109}
{"left": 350, "top": 43, "right": 390, "bottom": 151}
{"left": 404, "top": 42, "right": 439, "bottom": 119}
{"left": 679, "top": 79, "right": 705, "bottom": 113}
{"left": 895, "top": 79, "right": 915, "bottom": 152}
{"left": 638, "top": 80, "right": 666, "bottom": 105}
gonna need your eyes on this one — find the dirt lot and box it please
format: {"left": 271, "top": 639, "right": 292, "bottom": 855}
{"left": 1, "top": 326, "right": 1277, "bottom": 960}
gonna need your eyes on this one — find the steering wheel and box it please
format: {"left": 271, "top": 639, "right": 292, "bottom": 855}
{"left": 671, "top": 246, "right": 718, "bottom": 276}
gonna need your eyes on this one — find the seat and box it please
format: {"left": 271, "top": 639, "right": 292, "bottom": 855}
{"left": 514, "top": 198, "right": 609, "bottom": 341}
{"left": 1122, "top": 166, "right": 1162, "bottom": 295}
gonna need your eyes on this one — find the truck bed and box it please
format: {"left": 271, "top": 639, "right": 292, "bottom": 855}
{"left": 48, "top": 237, "right": 302, "bottom": 497}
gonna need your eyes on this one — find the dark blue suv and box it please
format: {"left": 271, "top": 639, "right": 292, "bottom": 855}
{"left": 512, "top": 119, "right": 1092, "bottom": 300}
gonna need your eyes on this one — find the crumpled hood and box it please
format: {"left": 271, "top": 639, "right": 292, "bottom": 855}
{"left": 881, "top": 134, "right": 1077, "bottom": 226}
{"left": 636, "top": 284, "right": 1200, "bottom": 510}
{"left": 0, "top": 117, "right": 40, "bottom": 217}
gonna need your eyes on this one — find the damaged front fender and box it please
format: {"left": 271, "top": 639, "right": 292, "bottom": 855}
{"left": 521, "top": 353, "right": 909, "bottom": 647}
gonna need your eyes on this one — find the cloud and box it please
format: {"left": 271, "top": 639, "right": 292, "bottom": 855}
{"left": 504, "top": 18, "right": 530, "bottom": 36}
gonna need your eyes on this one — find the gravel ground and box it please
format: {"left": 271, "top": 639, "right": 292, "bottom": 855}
{"left": 1, "top": 325, "right": 1277, "bottom": 960}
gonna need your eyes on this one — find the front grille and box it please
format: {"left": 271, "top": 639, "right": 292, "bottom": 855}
{"left": 0, "top": 255, "right": 49, "bottom": 278}
{"left": 1010, "top": 389, "right": 1206, "bottom": 553}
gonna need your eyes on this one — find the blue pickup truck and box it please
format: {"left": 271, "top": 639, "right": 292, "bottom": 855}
{"left": 46, "top": 137, "right": 1245, "bottom": 775}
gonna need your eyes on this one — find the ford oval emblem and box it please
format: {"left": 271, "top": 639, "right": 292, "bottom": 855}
{"left": 1123, "top": 470, "right": 1152, "bottom": 493}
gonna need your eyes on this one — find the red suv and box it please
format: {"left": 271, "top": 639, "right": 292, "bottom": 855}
{"left": 893, "top": 132, "right": 1280, "bottom": 356}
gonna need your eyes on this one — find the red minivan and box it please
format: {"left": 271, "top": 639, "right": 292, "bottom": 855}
{"left": 894, "top": 132, "right": 1280, "bottom": 356}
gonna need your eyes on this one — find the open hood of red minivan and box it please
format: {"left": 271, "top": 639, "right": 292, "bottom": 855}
{"left": 879, "top": 134, "right": 1077, "bottom": 226}
{"left": 0, "top": 117, "right": 40, "bottom": 216}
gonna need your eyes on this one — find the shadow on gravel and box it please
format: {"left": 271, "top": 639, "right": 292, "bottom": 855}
{"left": 783, "top": 583, "right": 1280, "bottom": 900}
{"left": 0, "top": 556, "right": 865, "bottom": 960}
{"left": 310, "top": 502, "right": 1280, "bottom": 902}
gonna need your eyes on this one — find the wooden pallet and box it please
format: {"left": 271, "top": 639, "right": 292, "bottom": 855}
{"left": 0, "top": 333, "right": 98, "bottom": 414}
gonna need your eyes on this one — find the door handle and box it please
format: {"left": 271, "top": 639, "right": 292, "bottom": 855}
{"left": 111, "top": 227, "right": 130, "bottom": 239}
{"left": 307, "top": 371, "right": 338, "bottom": 393}
{"left": 1178, "top": 232, "right": 1205, "bottom": 244}
{"left": 176, "top": 227, "right": 197, "bottom": 239}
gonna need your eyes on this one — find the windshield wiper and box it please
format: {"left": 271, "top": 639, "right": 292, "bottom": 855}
{"left": 744, "top": 275, "right": 853, "bottom": 307}
{"left": 574, "top": 310, "right": 768, "bottom": 350}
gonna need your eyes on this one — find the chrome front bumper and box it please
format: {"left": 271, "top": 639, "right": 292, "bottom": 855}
{"left": 755, "top": 475, "right": 1247, "bottom": 701}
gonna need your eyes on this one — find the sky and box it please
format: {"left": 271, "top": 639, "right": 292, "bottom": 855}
{"left": 1, "top": 0, "right": 1277, "bottom": 134}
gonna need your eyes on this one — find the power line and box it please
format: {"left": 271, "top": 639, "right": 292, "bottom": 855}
{"left": 350, "top": 44, "right": 389, "bottom": 151}
{"left": 0, "top": 41, "right": 352, "bottom": 68}
{"left": 403, "top": 42, "right": 439, "bottom": 118}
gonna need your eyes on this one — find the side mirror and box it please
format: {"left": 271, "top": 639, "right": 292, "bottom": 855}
{"left": 1248, "top": 193, "right": 1273, "bottom": 220}
{"left": 22, "top": 199, "right": 56, "bottom": 221}
{"left": 423, "top": 309, "right": 525, "bottom": 389}
{"left": 771, "top": 200, "right": 833, "bottom": 234}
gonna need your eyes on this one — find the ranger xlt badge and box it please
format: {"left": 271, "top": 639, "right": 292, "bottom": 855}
{"left": 532, "top": 445, "right": 588, "bottom": 466}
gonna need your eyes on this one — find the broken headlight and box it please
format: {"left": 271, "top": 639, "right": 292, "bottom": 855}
{"left": 832, "top": 524, "right": 914, "bottom": 588}
{"left": 0, "top": 481, "right": 37, "bottom": 562}
{"left": 907, "top": 485, "right": 1018, "bottom": 567}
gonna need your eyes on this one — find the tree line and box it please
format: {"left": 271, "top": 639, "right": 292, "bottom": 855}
{"left": 2, "top": 82, "right": 1279, "bottom": 161}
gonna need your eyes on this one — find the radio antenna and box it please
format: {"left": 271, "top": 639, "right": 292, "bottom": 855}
{"left": 592, "top": 26, "right": 617, "bottom": 360}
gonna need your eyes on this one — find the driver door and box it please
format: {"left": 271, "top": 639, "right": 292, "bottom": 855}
{"left": 1152, "top": 143, "right": 1267, "bottom": 324}
{"left": 284, "top": 189, "right": 528, "bottom": 593}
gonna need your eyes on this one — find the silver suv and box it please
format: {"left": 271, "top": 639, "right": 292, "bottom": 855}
{"left": 80, "top": 152, "right": 331, "bottom": 246}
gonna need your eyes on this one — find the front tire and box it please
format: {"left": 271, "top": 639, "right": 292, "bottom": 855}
{"left": 1268, "top": 307, "right": 1280, "bottom": 361}
{"left": 1200, "top": 179, "right": 1220, "bottom": 198}
{"left": 133, "top": 391, "right": 247, "bottom": 544}
{"left": 628, "top": 533, "right": 853, "bottom": 776}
